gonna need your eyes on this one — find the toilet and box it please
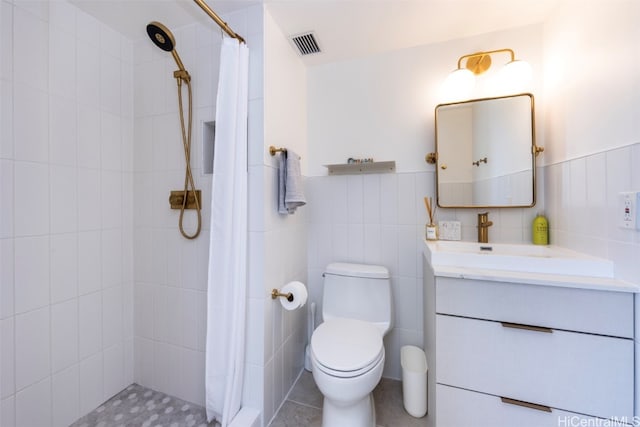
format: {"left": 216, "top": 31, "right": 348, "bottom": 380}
{"left": 310, "top": 262, "right": 392, "bottom": 427}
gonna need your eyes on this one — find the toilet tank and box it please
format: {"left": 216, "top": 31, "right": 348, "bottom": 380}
{"left": 322, "top": 262, "right": 392, "bottom": 334}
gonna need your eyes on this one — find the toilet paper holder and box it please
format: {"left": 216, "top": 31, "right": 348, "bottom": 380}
{"left": 271, "top": 289, "right": 294, "bottom": 302}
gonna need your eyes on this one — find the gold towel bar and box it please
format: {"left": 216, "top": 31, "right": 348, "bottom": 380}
{"left": 271, "top": 289, "right": 293, "bottom": 302}
{"left": 269, "top": 146, "right": 287, "bottom": 156}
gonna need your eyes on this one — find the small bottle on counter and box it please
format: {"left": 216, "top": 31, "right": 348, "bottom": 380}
{"left": 532, "top": 213, "right": 549, "bottom": 245}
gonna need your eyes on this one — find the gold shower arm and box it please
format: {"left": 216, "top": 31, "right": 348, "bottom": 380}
{"left": 193, "top": 0, "right": 246, "bottom": 44}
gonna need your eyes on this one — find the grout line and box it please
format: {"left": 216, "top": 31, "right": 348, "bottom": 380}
{"left": 285, "top": 399, "right": 321, "bottom": 411}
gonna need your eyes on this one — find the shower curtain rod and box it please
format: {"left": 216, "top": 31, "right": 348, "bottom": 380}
{"left": 193, "top": 0, "right": 246, "bottom": 44}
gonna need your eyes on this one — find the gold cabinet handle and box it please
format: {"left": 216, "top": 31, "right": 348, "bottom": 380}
{"left": 501, "top": 322, "right": 553, "bottom": 334}
{"left": 501, "top": 397, "right": 552, "bottom": 413}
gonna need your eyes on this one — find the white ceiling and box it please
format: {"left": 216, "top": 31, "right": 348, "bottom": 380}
{"left": 70, "top": 0, "right": 561, "bottom": 66}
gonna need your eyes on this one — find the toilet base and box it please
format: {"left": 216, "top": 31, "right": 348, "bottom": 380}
{"left": 321, "top": 392, "right": 376, "bottom": 427}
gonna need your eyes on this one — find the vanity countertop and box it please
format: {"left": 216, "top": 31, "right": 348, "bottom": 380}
{"left": 423, "top": 240, "right": 640, "bottom": 293}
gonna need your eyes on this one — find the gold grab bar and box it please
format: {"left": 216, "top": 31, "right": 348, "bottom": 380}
{"left": 271, "top": 289, "right": 293, "bottom": 302}
{"left": 501, "top": 322, "right": 553, "bottom": 334}
{"left": 192, "top": 0, "right": 245, "bottom": 44}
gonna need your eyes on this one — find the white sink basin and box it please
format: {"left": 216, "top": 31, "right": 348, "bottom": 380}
{"left": 424, "top": 240, "right": 614, "bottom": 278}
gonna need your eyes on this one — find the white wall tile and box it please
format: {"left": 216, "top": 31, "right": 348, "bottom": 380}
{"left": 50, "top": 165, "right": 78, "bottom": 233}
{"left": 0, "top": 160, "right": 13, "bottom": 238}
{"left": 100, "top": 23, "right": 121, "bottom": 59}
{"left": 49, "top": 95, "right": 77, "bottom": 166}
{"left": 134, "top": 283, "right": 153, "bottom": 339}
{"left": 363, "top": 224, "right": 382, "bottom": 265}
{"left": 0, "top": 82, "right": 13, "bottom": 159}
{"left": 606, "top": 147, "right": 633, "bottom": 243}
{"left": 1, "top": 395, "right": 15, "bottom": 427}
{"left": 15, "top": 378, "right": 51, "bottom": 427}
{"left": 0, "top": 239, "right": 14, "bottom": 318}
{"left": 103, "top": 343, "right": 124, "bottom": 400}
{"left": 179, "top": 349, "right": 205, "bottom": 406}
{"left": 153, "top": 285, "right": 168, "bottom": 343}
{"left": 363, "top": 174, "right": 381, "bottom": 224}
{"left": 585, "top": 153, "right": 607, "bottom": 240}
{"left": 48, "top": 0, "right": 76, "bottom": 35}
{"left": 78, "top": 231, "right": 101, "bottom": 295}
{"left": 632, "top": 145, "right": 640, "bottom": 189}
{"left": 77, "top": 168, "right": 101, "bottom": 231}
{"left": 13, "top": 0, "right": 49, "bottom": 22}
{"left": 102, "top": 285, "right": 123, "bottom": 348}
{"left": 379, "top": 173, "right": 399, "bottom": 224}
{"left": 79, "top": 291, "right": 102, "bottom": 358}
{"left": 13, "top": 161, "right": 49, "bottom": 236}
{"left": 134, "top": 337, "right": 154, "bottom": 387}
{"left": 101, "top": 112, "right": 122, "bottom": 171}
{"left": 49, "top": 28, "right": 76, "bottom": 100}
{"left": 101, "top": 229, "right": 122, "bottom": 288}
{"left": 76, "top": 40, "right": 100, "bottom": 108}
{"left": 79, "top": 352, "right": 103, "bottom": 415}
{"left": 77, "top": 106, "right": 101, "bottom": 169}
{"left": 50, "top": 233, "right": 78, "bottom": 303}
{"left": 397, "top": 173, "right": 416, "bottom": 225}
{"left": 51, "top": 299, "right": 78, "bottom": 373}
{"left": 15, "top": 307, "right": 50, "bottom": 390}
{"left": 13, "top": 6, "right": 48, "bottom": 91}
{"left": 164, "top": 286, "right": 182, "bottom": 346}
{"left": 0, "top": 317, "right": 14, "bottom": 398}
{"left": 0, "top": 1, "right": 13, "bottom": 83}
{"left": 14, "top": 236, "right": 49, "bottom": 313}
{"left": 13, "top": 83, "right": 48, "bottom": 163}
{"left": 52, "top": 365, "right": 79, "bottom": 427}
{"left": 347, "top": 175, "right": 363, "bottom": 224}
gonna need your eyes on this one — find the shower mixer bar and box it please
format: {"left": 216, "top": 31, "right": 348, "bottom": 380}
{"left": 192, "top": 0, "right": 246, "bottom": 44}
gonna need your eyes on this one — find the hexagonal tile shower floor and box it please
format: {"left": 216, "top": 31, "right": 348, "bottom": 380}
{"left": 70, "top": 383, "right": 215, "bottom": 427}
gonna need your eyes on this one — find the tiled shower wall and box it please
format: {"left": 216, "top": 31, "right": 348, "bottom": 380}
{"left": 131, "top": 18, "right": 218, "bottom": 407}
{"left": 0, "top": 1, "right": 134, "bottom": 426}
{"left": 132, "top": 5, "right": 273, "bottom": 416}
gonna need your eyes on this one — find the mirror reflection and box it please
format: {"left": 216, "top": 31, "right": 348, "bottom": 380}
{"left": 434, "top": 93, "right": 536, "bottom": 208}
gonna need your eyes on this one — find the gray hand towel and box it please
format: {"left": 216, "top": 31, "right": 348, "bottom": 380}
{"left": 278, "top": 150, "right": 306, "bottom": 214}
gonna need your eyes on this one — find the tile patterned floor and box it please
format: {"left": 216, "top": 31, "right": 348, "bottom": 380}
{"left": 71, "top": 372, "right": 426, "bottom": 427}
{"left": 269, "top": 371, "right": 428, "bottom": 427}
{"left": 70, "top": 383, "right": 216, "bottom": 427}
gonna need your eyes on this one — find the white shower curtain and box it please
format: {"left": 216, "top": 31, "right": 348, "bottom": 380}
{"left": 205, "top": 37, "right": 249, "bottom": 426}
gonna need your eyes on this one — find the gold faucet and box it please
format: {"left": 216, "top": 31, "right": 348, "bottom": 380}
{"left": 477, "top": 212, "right": 493, "bottom": 243}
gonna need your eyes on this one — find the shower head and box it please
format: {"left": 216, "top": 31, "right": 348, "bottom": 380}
{"left": 146, "top": 21, "right": 187, "bottom": 74}
{"left": 146, "top": 21, "right": 175, "bottom": 52}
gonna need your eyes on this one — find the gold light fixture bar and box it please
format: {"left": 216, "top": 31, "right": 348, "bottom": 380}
{"left": 458, "top": 48, "right": 515, "bottom": 75}
{"left": 193, "top": 0, "right": 246, "bottom": 44}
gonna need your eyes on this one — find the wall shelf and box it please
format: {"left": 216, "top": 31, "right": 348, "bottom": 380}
{"left": 324, "top": 161, "right": 396, "bottom": 175}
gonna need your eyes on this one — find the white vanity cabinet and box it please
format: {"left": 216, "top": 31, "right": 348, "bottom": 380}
{"left": 423, "top": 262, "right": 636, "bottom": 427}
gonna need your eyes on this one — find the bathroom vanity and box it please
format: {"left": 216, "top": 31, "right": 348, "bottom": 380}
{"left": 422, "top": 241, "right": 639, "bottom": 427}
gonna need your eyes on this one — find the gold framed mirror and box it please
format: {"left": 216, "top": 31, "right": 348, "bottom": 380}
{"left": 430, "top": 93, "right": 542, "bottom": 208}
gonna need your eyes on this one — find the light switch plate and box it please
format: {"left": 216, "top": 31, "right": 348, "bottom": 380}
{"left": 438, "top": 220, "right": 462, "bottom": 240}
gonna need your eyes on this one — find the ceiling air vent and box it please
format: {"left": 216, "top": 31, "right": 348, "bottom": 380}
{"left": 290, "top": 32, "right": 321, "bottom": 56}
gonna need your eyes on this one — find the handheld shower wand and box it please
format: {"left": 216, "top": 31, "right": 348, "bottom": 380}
{"left": 146, "top": 22, "right": 201, "bottom": 240}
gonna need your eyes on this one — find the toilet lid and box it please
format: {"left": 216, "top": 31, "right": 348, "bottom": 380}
{"left": 311, "top": 318, "right": 383, "bottom": 373}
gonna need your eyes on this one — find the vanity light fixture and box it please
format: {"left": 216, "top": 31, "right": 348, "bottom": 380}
{"left": 443, "top": 48, "right": 532, "bottom": 98}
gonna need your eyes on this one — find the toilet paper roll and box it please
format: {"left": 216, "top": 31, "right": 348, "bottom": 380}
{"left": 280, "top": 281, "right": 308, "bottom": 311}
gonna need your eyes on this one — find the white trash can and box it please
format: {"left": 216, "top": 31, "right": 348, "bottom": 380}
{"left": 401, "top": 345, "right": 428, "bottom": 418}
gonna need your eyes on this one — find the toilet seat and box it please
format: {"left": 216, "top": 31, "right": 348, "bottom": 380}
{"left": 311, "top": 318, "right": 384, "bottom": 378}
